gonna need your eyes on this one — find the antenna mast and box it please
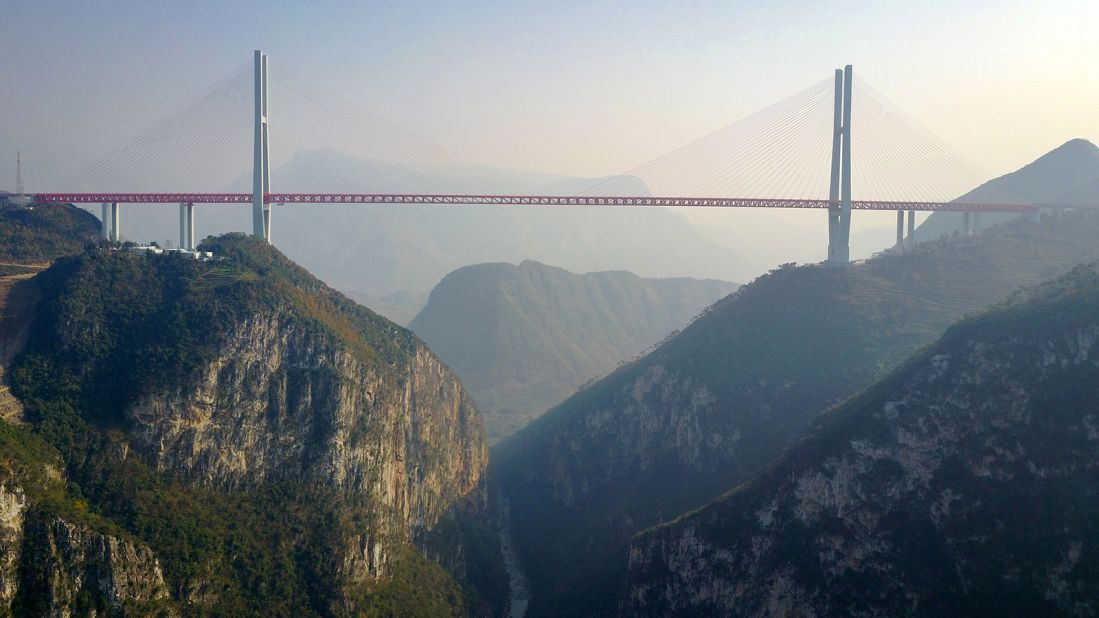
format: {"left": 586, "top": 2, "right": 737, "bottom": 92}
{"left": 16, "top": 151, "right": 24, "bottom": 194}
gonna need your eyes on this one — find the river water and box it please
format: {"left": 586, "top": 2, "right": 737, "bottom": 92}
{"left": 497, "top": 494, "right": 530, "bottom": 618}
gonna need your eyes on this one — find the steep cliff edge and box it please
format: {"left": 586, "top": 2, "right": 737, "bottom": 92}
{"left": 0, "top": 420, "right": 172, "bottom": 617}
{"left": 8, "top": 234, "right": 499, "bottom": 615}
{"left": 625, "top": 263, "right": 1099, "bottom": 616}
{"left": 495, "top": 210, "right": 1099, "bottom": 616}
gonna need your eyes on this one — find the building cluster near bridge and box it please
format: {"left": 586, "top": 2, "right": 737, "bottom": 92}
{"left": 122, "top": 245, "right": 217, "bottom": 261}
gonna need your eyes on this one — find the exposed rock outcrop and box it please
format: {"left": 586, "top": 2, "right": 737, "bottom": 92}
{"left": 128, "top": 307, "right": 485, "bottom": 533}
{"left": 0, "top": 480, "right": 171, "bottom": 618}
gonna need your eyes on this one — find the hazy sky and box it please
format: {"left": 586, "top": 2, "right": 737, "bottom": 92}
{"left": 2, "top": 0, "right": 1097, "bottom": 188}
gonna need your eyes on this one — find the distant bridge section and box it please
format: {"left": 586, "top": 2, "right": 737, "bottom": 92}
{"left": 33, "top": 192, "right": 1039, "bottom": 213}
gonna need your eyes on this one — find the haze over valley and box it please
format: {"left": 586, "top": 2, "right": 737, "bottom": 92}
{"left": 2, "top": 2, "right": 1099, "bottom": 616}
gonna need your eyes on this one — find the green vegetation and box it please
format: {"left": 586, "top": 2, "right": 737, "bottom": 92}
{"left": 495, "top": 210, "right": 1099, "bottom": 617}
{"left": 409, "top": 260, "right": 736, "bottom": 442}
{"left": 0, "top": 202, "right": 101, "bottom": 264}
{"left": 4, "top": 234, "right": 490, "bottom": 616}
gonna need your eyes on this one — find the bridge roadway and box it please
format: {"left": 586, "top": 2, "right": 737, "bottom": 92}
{"left": 33, "top": 193, "right": 1040, "bottom": 213}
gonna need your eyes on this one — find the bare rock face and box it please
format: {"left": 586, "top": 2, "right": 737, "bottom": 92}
{"left": 624, "top": 266, "right": 1099, "bottom": 617}
{"left": 0, "top": 483, "right": 171, "bottom": 617}
{"left": 124, "top": 304, "right": 486, "bottom": 580}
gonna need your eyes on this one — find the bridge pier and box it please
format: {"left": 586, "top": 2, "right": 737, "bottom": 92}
{"left": 896, "top": 210, "right": 904, "bottom": 248}
{"left": 110, "top": 202, "right": 120, "bottom": 242}
{"left": 101, "top": 202, "right": 110, "bottom": 240}
{"left": 906, "top": 210, "right": 916, "bottom": 248}
{"left": 179, "top": 203, "right": 195, "bottom": 250}
{"left": 964, "top": 211, "right": 973, "bottom": 235}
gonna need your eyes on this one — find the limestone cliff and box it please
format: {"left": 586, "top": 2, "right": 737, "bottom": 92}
{"left": 0, "top": 424, "right": 171, "bottom": 617}
{"left": 624, "top": 264, "right": 1099, "bottom": 616}
{"left": 128, "top": 307, "right": 484, "bottom": 537}
{"left": 8, "top": 234, "right": 497, "bottom": 615}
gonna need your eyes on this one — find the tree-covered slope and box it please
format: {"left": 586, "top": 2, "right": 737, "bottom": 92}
{"left": 409, "top": 260, "right": 737, "bottom": 442}
{"left": 626, "top": 263, "right": 1099, "bottom": 616}
{"left": 0, "top": 202, "right": 100, "bottom": 266}
{"left": 4, "top": 234, "right": 503, "bottom": 616}
{"left": 494, "top": 210, "right": 1099, "bottom": 617}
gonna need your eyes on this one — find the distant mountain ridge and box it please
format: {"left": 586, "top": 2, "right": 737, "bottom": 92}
{"left": 915, "top": 138, "right": 1099, "bottom": 241}
{"left": 408, "top": 260, "right": 738, "bottom": 442}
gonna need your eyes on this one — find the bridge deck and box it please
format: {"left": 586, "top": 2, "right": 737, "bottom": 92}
{"left": 31, "top": 193, "right": 1040, "bottom": 213}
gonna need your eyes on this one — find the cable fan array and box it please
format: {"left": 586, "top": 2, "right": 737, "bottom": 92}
{"left": 58, "top": 60, "right": 998, "bottom": 205}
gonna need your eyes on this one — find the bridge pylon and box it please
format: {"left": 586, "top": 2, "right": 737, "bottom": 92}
{"left": 253, "top": 50, "right": 272, "bottom": 242}
{"left": 827, "top": 65, "right": 853, "bottom": 263}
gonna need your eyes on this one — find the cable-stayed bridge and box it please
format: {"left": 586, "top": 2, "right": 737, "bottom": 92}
{"left": 27, "top": 51, "right": 1042, "bottom": 263}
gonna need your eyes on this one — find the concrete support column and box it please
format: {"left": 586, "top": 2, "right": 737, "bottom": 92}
{"left": 179, "top": 203, "right": 187, "bottom": 249}
{"left": 186, "top": 203, "right": 195, "bottom": 250}
{"left": 896, "top": 210, "right": 904, "bottom": 247}
{"left": 179, "top": 203, "right": 196, "bottom": 250}
{"left": 101, "top": 203, "right": 111, "bottom": 240}
{"left": 110, "top": 203, "right": 120, "bottom": 242}
{"left": 906, "top": 210, "right": 916, "bottom": 248}
{"left": 964, "top": 211, "right": 973, "bottom": 236}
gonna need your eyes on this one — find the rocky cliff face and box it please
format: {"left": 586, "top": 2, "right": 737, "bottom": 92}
{"left": 0, "top": 474, "right": 170, "bottom": 617}
{"left": 129, "top": 306, "right": 484, "bottom": 534}
{"left": 624, "top": 264, "right": 1099, "bottom": 616}
{"left": 7, "top": 234, "right": 498, "bottom": 615}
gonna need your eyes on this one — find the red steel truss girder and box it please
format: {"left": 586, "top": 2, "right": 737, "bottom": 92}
{"left": 33, "top": 193, "right": 1040, "bottom": 213}
{"left": 34, "top": 193, "right": 253, "bottom": 204}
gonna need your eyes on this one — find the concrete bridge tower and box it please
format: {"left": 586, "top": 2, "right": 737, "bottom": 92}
{"left": 827, "top": 65, "right": 853, "bottom": 263}
{"left": 253, "top": 50, "right": 272, "bottom": 242}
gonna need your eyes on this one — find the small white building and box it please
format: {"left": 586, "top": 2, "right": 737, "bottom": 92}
{"left": 126, "top": 245, "right": 165, "bottom": 255}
